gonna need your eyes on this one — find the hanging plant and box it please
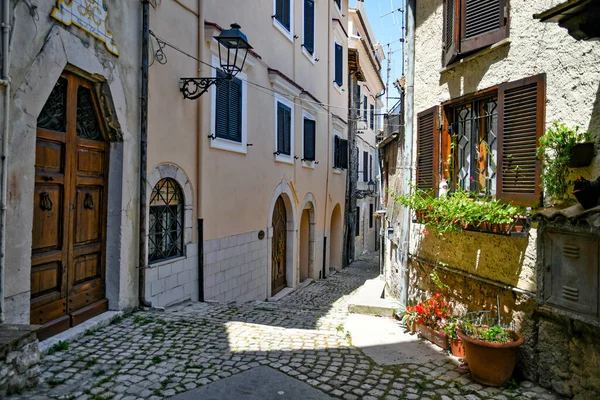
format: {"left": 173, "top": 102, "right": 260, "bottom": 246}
{"left": 536, "top": 121, "right": 592, "bottom": 202}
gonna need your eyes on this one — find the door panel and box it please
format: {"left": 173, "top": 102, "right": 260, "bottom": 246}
{"left": 271, "top": 196, "right": 287, "bottom": 295}
{"left": 31, "top": 72, "right": 109, "bottom": 339}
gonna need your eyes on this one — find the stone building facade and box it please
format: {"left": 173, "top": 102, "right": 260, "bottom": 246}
{"left": 383, "top": 0, "right": 600, "bottom": 397}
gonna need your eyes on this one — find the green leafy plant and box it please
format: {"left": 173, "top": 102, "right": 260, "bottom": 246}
{"left": 461, "top": 321, "right": 513, "bottom": 343}
{"left": 441, "top": 317, "right": 463, "bottom": 340}
{"left": 393, "top": 185, "right": 522, "bottom": 235}
{"left": 47, "top": 340, "right": 69, "bottom": 355}
{"left": 396, "top": 299, "right": 418, "bottom": 328}
{"left": 536, "top": 121, "right": 591, "bottom": 201}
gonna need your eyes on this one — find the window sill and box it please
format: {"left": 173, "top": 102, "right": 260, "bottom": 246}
{"left": 148, "top": 255, "right": 186, "bottom": 268}
{"left": 275, "top": 153, "right": 294, "bottom": 164}
{"left": 302, "top": 47, "right": 317, "bottom": 65}
{"left": 440, "top": 38, "right": 511, "bottom": 73}
{"left": 273, "top": 19, "right": 294, "bottom": 43}
{"left": 302, "top": 160, "right": 315, "bottom": 169}
{"left": 333, "top": 83, "right": 344, "bottom": 95}
{"left": 210, "top": 137, "right": 247, "bottom": 154}
{"left": 333, "top": 168, "right": 342, "bottom": 175}
{"left": 334, "top": 2, "right": 344, "bottom": 19}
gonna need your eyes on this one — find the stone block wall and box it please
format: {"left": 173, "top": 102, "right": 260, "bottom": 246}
{"left": 0, "top": 326, "right": 41, "bottom": 396}
{"left": 145, "top": 243, "right": 199, "bottom": 308}
{"left": 203, "top": 230, "right": 269, "bottom": 303}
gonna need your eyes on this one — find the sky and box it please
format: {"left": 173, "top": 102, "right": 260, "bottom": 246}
{"left": 349, "top": 0, "right": 406, "bottom": 101}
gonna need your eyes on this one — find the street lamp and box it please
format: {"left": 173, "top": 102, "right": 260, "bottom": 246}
{"left": 356, "top": 179, "right": 376, "bottom": 199}
{"left": 179, "top": 23, "right": 252, "bottom": 100}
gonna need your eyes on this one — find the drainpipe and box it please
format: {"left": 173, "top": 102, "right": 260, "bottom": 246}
{"left": 398, "top": 0, "right": 416, "bottom": 307}
{"left": 196, "top": 0, "right": 204, "bottom": 301}
{"left": 322, "top": 1, "right": 333, "bottom": 279}
{"left": 0, "top": 0, "right": 11, "bottom": 323}
{"left": 138, "top": 0, "right": 152, "bottom": 308}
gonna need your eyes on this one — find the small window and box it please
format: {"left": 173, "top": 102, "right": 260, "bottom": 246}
{"left": 443, "top": 0, "right": 509, "bottom": 66}
{"left": 149, "top": 178, "right": 184, "bottom": 263}
{"left": 363, "top": 96, "right": 368, "bottom": 121}
{"left": 334, "top": 135, "right": 348, "bottom": 169}
{"left": 275, "top": 0, "right": 292, "bottom": 31}
{"left": 303, "top": 0, "right": 315, "bottom": 54}
{"left": 276, "top": 102, "right": 292, "bottom": 156}
{"left": 215, "top": 71, "right": 243, "bottom": 143}
{"left": 303, "top": 117, "right": 316, "bottom": 161}
{"left": 369, "top": 155, "right": 373, "bottom": 181}
{"left": 370, "top": 104, "right": 375, "bottom": 130}
{"left": 355, "top": 207, "right": 360, "bottom": 237}
{"left": 369, "top": 203, "right": 374, "bottom": 228}
{"left": 334, "top": 42, "right": 343, "bottom": 86}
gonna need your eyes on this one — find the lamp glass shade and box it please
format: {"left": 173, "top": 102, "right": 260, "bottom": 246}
{"left": 387, "top": 226, "right": 394, "bottom": 241}
{"left": 368, "top": 180, "right": 376, "bottom": 193}
{"left": 215, "top": 23, "right": 252, "bottom": 77}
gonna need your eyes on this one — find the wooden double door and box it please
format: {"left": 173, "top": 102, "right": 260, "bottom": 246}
{"left": 31, "top": 72, "right": 109, "bottom": 340}
{"left": 271, "top": 196, "right": 287, "bottom": 295}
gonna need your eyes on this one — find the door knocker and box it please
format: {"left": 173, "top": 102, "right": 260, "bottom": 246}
{"left": 40, "top": 192, "right": 53, "bottom": 211}
{"left": 84, "top": 193, "right": 95, "bottom": 210}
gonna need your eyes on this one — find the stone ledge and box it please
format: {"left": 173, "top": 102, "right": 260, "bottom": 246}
{"left": 0, "top": 324, "right": 41, "bottom": 396}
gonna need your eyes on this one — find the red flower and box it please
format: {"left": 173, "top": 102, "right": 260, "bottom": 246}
{"left": 436, "top": 309, "right": 443, "bottom": 317}
{"left": 434, "top": 293, "right": 441, "bottom": 299}
{"left": 423, "top": 230, "right": 429, "bottom": 236}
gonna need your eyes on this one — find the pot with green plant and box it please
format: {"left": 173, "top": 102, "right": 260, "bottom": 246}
{"left": 536, "top": 122, "right": 593, "bottom": 204}
{"left": 457, "top": 317, "right": 524, "bottom": 387}
{"left": 442, "top": 318, "right": 466, "bottom": 358}
{"left": 397, "top": 300, "right": 418, "bottom": 333}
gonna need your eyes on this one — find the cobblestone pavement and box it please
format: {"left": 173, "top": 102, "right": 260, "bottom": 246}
{"left": 12, "top": 253, "right": 562, "bottom": 400}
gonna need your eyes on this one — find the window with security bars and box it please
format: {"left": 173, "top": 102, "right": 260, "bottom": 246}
{"left": 447, "top": 96, "right": 498, "bottom": 196}
{"left": 149, "top": 178, "right": 184, "bottom": 263}
{"left": 443, "top": 0, "right": 509, "bottom": 66}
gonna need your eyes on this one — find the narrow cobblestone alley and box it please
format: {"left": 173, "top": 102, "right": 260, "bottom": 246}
{"left": 11, "top": 255, "right": 561, "bottom": 400}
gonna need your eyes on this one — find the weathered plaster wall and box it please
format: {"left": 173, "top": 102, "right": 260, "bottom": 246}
{"left": 3, "top": 1, "right": 141, "bottom": 322}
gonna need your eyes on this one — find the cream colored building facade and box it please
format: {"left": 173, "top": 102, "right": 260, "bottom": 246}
{"left": 145, "top": 0, "right": 350, "bottom": 306}
{"left": 348, "top": 3, "right": 384, "bottom": 256}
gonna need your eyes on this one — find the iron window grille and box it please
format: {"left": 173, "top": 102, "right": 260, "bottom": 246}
{"left": 447, "top": 96, "right": 498, "bottom": 196}
{"left": 149, "top": 178, "right": 185, "bottom": 263}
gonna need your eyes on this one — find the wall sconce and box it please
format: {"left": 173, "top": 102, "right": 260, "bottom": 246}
{"left": 179, "top": 23, "right": 252, "bottom": 100}
{"left": 356, "top": 179, "right": 376, "bottom": 199}
{"left": 387, "top": 226, "right": 394, "bottom": 241}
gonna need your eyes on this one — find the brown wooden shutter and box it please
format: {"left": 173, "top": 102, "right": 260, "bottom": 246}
{"left": 416, "top": 106, "right": 440, "bottom": 191}
{"left": 497, "top": 74, "right": 545, "bottom": 206}
{"left": 443, "top": 0, "right": 460, "bottom": 66}
{"left": 460, "top": 0, "right": 508, "bottom": 54}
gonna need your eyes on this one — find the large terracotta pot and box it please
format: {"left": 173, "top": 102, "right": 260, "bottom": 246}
{"left": 457, "top": 329, "right": 524, "bottom": 387}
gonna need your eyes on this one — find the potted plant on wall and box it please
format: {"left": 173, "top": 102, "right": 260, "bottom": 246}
{"left": 536, "top": 121, "right": 594, "bottom": 204}
{"left": 457, "top": 314, "right": 524, "bottom": 387}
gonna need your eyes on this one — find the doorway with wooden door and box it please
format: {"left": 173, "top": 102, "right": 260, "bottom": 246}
{"left": 31, "top": 71, "right": 109, "bottom": 340}
{"left": 271, "top": 196, "right": 287, "bottom": 295}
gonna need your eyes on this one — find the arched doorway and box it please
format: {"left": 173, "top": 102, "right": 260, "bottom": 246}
{"left": 31, "top": 71, "right": 109, "bottom": 339}
{"left": 271, "top": 196, "right": 288, "bottom": 295}
{"left": 300, "top": 209, "right": 310, "bottom": 282}
{"left": 329, "top": 204, "right": 343, "bottom": 271}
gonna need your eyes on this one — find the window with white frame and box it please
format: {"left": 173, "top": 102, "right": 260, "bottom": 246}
{"left": 303, "top": 0, "right": 315, "bottom": 54}
{"left": 333, "top": 132, "right": 348, "bottom": 169}
{"left": 302, "top": 111, "right": 316, "bottom": 163}
{"left": 334, "top": 40, "right": 343, "bottom": 87}
{"left": 273, "top": 0, "right": 294, "bottom": 39}
{"left": 210, "top": 56, "right": 247, "bottom": 153}
{"left": 274, "top": 95, "right": 294, "bottom": 163}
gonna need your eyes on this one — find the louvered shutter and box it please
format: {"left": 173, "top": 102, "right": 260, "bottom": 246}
{"left": 363, "top": 151, "right": 368, "bottom": 182}
{"left": 363, "top": 96, "right": 367, "bottom": 121}
{"left": 370, "top": 105, "right": 375, "bottom": 130}
{"left": 304, "top": 0, "right": 315, "bottom": 53}
{"left": 215, "top": 71, "right": 229, "bottom": 140}
{"left": 497, "top": 74, "right": 545, "bottom": 206}
{"left": 443, "top": 0, "right": 460, "bottom": 66}
{"left": 340, "top": 139, "right": 349, "bottom": 169}
{"left": 303, "top": 119, "right": 316, "bottom": 161}
{"left": 460, "top": 0, "right": 508, "bottom": 54}
{"left": 416, "top": 106, "right": 440, "bottom": 190}
{"left": 369, "top": 155, "right": 373, "bottom": 181}
{"left": 228, "top": 77, "right": 242, "bottom": 142}
{"left": 277, "top": 103, "right": 285, "bottom": 154}
{"left": 334, "top": 136, "right": 340, "bottom": 168}
{"left": 283, "top": 106, "right": 291, "bottom": 155}
{"left": 335, "top": 43, "right": 343, "bottom": 86}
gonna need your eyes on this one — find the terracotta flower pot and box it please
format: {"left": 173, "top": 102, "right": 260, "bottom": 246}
{"left": 457, "top": 329, "right": 524, "bottom": 387}
{"left": 568, "top": 142, "right": 595, "bottom": 168}
{"left": 417, "top": 324, "right": 449, "bottom": 350}
{"left": 451, "top": 338, "right": 466, "bottom": 358}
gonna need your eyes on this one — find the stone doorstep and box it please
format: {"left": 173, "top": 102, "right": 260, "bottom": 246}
{"left": 0, "top": 325, "right": 40, "bottom": 348}
{"left": 267, "top": 287, "right": 295, "bottom": 302}
{"left": 39, "top": 311, "right": 123, "bottom": 354}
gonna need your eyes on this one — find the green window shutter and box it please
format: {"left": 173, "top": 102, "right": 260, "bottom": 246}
{"left": 304, "top": 0, "right": 315, "bottom": 53}
{"left": 228, "top": 77, "right": 243, "bottom": 142}
{"left": 276, "top": 0, "right": 291, "bottom": 30}
{"left": 283, "top": 106, "right": 292, "bottom": 155}
{"left": 303, "top": 118, "right": 316, "bottom": 161}
{"left": 334, "top": 43, "right": 343, "bottom": 86}
{"left": 215, "top": 71, "right": 229, "bottom": 140}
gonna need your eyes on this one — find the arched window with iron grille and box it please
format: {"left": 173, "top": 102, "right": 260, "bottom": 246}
{"left": 149, "top": 178, "right": 184, "bottom": 263}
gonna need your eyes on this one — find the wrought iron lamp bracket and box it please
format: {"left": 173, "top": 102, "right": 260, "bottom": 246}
{"left": 180, "top": 76, "right": 230, "bottom": 100}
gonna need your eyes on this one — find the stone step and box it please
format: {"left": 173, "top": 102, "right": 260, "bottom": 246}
{"left": 347, "top": 276, "right": 398, "bottom": 317}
